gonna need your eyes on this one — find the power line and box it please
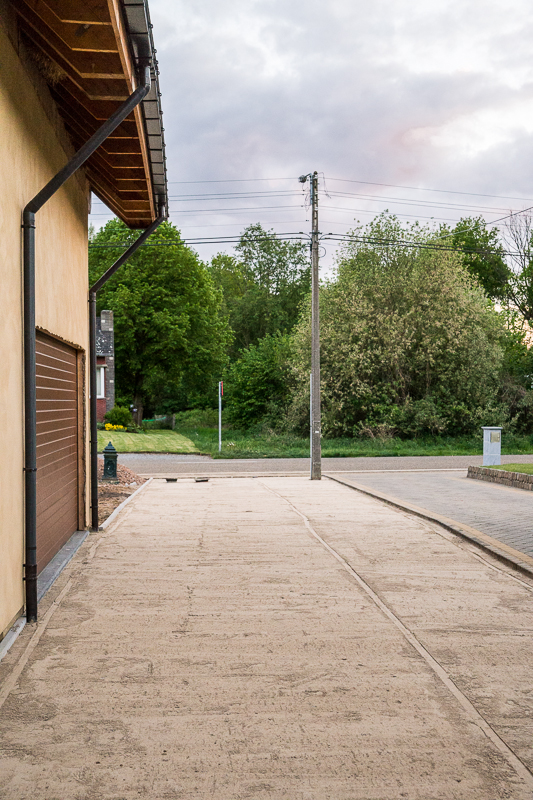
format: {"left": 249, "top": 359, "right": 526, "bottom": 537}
{"left": 90, "top": 204, "right": 304, "bottom": 216}
{"left": 91, "top": 176, "right": 533, "bottom": 202}
{"left": 324, "top": 233, "right": 516, "bottom": 257}
{"left": 327, "top": 177, "right": 533, "bottom": 203}
{"left": 89, "top": 232, "right": 309, "bottom": 248}
{"left": 165, "top": 176, "right": 533, "bottom": 202}
{"left": 92, "top": 190, "right": 301, "bottom": 203}
{"left": 167, "top": 177, "right": 298, "bottom": 184}
{"left": 327, "top": 190, "right": 511, "bottom": 214}
{"left": 435, "top": 204, "right": 533, "bottom": 241}
{"left": 319, "top": 206, "right": 462, "bottom": 223}
{"left": 88, "top": 230, "right": 515, "bottom": 258}
{"left": 91, "top": 187, "right": 516, "bottom": 215}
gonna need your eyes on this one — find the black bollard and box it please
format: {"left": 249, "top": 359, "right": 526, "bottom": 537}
{"left": 103, "top": 441, "right": 118, "bottom": 480}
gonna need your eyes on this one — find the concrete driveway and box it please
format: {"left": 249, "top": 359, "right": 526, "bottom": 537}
{"left": 1, "top": 477, "right": 533, "bottom": 798}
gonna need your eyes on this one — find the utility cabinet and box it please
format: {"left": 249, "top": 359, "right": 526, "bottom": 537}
{"left": 482, "top": 426, "right": 502, "bottom": 466}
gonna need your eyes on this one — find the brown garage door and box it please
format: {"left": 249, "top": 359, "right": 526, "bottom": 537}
{"left": 36, "top": 332, "right": 79, "bottom": 573}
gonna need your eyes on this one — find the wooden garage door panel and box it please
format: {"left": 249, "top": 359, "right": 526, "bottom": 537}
{"left": 37, "top": 443, "right": 78, "bottom": 470}
{"left": 37, "top": 504, "right": 80, "bottom": 571}
{"left": 36, "top": 454, "right": 78, "bottom": 491}
{"left": 36, "top": 332, "right": 79, "bottom": 574}
{"left": 36, "top": 481, "right": 78, "bottom": 529}
{"left": 37, "top": 430, "right": 78, "bottom": 455}
{"left": 36, "top": 419, "right": 78, "bottom": 438}
{"left": 37, "top": 409, "right": 77, "bottom": 425}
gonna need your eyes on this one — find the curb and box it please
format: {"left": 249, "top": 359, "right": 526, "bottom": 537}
{"left": 325, "top": 473, "right": 533, "bottom": 580}
{"left": 468, "top": 465, "right": 533, "bottom": 492}
{"left": 0, "top": 618, "right": 26, "bottom": 664}
{"left": 101, "top": 477, "right": 153, "bottom": 530}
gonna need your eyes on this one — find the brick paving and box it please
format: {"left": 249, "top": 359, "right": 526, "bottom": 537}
{"left": 337, "top": 470, "right": 533, "bottom": 559}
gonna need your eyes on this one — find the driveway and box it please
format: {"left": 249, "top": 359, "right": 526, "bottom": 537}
{"left": 335, "top": 470, "right": 533, "bottom": 560}
{"left": 1, "top": 477, "right": 533, "bottom": 798}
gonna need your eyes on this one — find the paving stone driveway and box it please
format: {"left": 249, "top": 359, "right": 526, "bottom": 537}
{"left": 337, "top": 470, "right": 533, "bottom": 559}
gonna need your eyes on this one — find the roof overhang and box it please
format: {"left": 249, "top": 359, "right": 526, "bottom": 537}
{"left": 11, "top": 0, "right": 167, "bottom": 228}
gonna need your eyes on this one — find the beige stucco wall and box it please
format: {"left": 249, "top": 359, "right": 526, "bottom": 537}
{"left": 0, "top": 23, "right": 90, "bottom": 636}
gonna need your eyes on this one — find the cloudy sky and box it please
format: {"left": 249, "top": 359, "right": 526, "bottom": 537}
{"left": 91, "top": 0, "right": 533, "bottom": 263}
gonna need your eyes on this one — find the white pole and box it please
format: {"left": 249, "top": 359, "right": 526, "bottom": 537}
{"left": 218, "top": 381, "right": 222, "bottom": 452}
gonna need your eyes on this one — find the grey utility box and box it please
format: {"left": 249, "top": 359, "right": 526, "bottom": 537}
{"left": 482, "top": 426, "right": 502, "bottom": 466}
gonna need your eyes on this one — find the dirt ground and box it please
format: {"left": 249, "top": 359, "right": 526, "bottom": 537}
{"left": 97, "top": 457, "right": 146, "bottom": 525}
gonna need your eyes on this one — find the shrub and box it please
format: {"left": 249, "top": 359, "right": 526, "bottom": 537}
{"left": 224, "top": 333, "right": 292, "bottom": 428}
{"left": 288, "top": 214, "right": 507, "bottom": 438}
{"left": 173, "top": 408, "right": 219, "bottom": 428}
{"left": 142, "top": 417, "right": 172, "bottom": 430}
{"left": 104, "top": 405, "right": 133, "bottom": 428}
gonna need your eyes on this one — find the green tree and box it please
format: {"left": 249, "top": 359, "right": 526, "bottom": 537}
{"left": 447, "top": 216, "right": 509, "bottom": 299}
{"left": 89, "top": 219, "right": 232, "bottom": 421}
{"left": 223, "top": 333, "right": 292, "bottom": 428}
{"left": 209, "top": 224, "right": 310, "bottom": 356}
{"left": 504, "top": 211, "right": 533, "bottom": 323}
{"left": 288, "top": 214, "right": 509, "bottom": 438}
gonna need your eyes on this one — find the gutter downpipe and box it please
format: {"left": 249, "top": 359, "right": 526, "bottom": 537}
{"left": 23, "top": 64, "right": 152, "bottom": 623}
{"left": 89, "top": 205, "right": 166, "bottom": 531}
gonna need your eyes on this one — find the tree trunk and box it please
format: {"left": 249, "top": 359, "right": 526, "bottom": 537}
{"left": 133, "top": 394, "right": 144, "bottom": 427}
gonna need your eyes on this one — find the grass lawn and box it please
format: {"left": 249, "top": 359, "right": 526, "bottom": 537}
{"left": 98, "top": 429, "right": 198, "bottom": 453}
{"left": 174, "top": 418, "right": 533, "bottom": 460}
{"left": 99, "top": 410, "right": 533, "bottom": 459}
{"left": 493, "top": 463, "right": 533, "bottom": 475}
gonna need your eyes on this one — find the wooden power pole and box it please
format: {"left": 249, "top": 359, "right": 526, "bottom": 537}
{"left": 300, "top": 171, "right": 321, "bottom": 480}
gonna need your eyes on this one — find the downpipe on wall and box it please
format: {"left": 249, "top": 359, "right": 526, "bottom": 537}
{"left": 23, "top": 64, "right": 153, "bottom": 623}
{"left": 88, "top": 207, "right": 166, "bottom": 532}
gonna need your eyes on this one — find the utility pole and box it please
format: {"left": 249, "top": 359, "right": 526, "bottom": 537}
{"left": 299, "top": 171, "right": 321, "bottom": 479}
{"left": 218, "top": 380, "right": 223, "bottom": 452}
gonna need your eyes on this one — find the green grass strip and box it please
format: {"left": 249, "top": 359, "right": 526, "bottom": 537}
{"left": 98, "top": 430, "right": 198, "bottom": 453}
{"left": 492, "top": 463, "right": 533, "bottom": 475}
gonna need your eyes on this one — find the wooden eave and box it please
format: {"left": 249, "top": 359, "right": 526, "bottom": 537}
{"left": 12, "top": 0, "right": 167, "bottom": 228}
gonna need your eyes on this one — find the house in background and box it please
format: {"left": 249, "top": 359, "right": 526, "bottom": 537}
{"left": 96, "top": 311, "right": 116, "bottom": 422}
{"left": 0, "top": 0, "right": 167, "bottom": 637}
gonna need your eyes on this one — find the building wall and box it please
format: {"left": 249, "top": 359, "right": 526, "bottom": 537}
{"left": 97, "top": 356, "right": 107, "bottom": 422}
{"left": 96, "top": 312, "right": 115, "bottom": 420}
{"left": 0, "top": 21, "right": 90, "bottom": 636}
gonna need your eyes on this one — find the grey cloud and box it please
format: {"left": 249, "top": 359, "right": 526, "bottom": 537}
{"left": 98, "top": 0, "right": 533, "bottom": 257}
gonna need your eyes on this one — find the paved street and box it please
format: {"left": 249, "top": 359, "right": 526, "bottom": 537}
{"left": 119, "top": 452, "right": 533, "bottom": 476}
{"left": 2, "top": 477, "right": 533, "bottom": 798}
{"left": 336, "top": 470, "right": 533, "bottom": 560}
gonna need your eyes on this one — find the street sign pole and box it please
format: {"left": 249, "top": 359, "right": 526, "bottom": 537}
{"left": 218, "top": 381, "right": 223, "bottom": 453}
